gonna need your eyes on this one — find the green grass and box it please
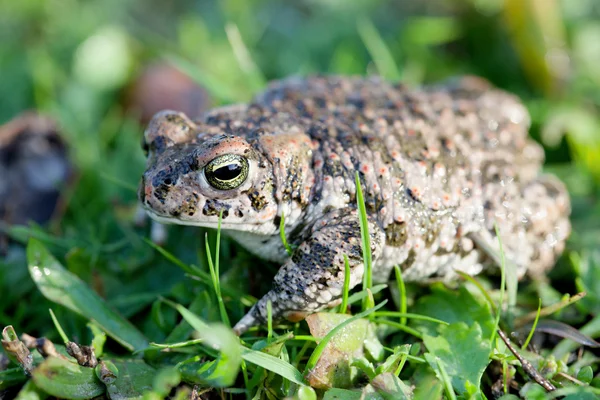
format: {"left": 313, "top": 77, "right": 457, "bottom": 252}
{"left": 1, "top": 0, "right": 600, "bottom": 398}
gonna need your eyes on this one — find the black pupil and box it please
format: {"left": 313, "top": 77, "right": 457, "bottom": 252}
{"left": 213, "top": 163, "right": 241, "bottom": 181}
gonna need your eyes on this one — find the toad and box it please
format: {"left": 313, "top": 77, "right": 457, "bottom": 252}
{"left": 139, "top": 76, "right": 570, "bottom": 334}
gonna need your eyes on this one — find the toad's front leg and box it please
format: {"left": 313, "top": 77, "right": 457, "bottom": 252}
{"left": 233, "top": 208, "right": 385, "bottom": 335}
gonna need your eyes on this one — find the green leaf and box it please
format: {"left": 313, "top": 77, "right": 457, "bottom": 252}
{"left": 178, "top": 325, "right": 240, "bottom": 387}
{"left": 369, "top": 373, "right": 412, "bottom": 400}
{"left": 166, "top": 300, "right": 241, "bottom": 387}
{"left": 351, "top": 357, "right": 376, "bottom": 380}
{"left": 14, "top": 380, "right": 49, "bottom": 400}
{"left": 293, "top": 386, "right": 317, "bottom": 400}
{"left": 411, "top": 369, "right": 444, "bottom": 400}
{"left": 305, "top": 301, "right": 386, "bottom": 388}
{"left": 241, "top": 347, "right": 305, "bottom": 386}
{"left": 413, "top": 284, "right": 495, "bottom": 339}
{"left": 97, "top": 359, "right": 156, "bottom": 400}
{"left": 0, "top": 367, "right": 28, "bottom": 390}
{"left": 375, "top": 345, "right": 411, "bottom": 376}
{"left": 423, "top": 322, "right": 491, "bottom": 397}
{"left": 577, "top": 365, "right": 594, "bottom": 384}
{"left": 573, "top": 251, "right": 600, "bottom": 315}
{"left": 26, "top": 239, "right": 149, "bottom": 352}
{"left": 322, "top": 388, "right": 362, "bottom": 400}
{"left": 305, "top": 307, "right": 385, "bottom": 389}
{"left": 31, "top": 356, "right": 105, "bottom": 399}
{"left": 152, "top": 367, "right": 181, "bottom": 396}
{"left": 564, "top": 392, "right": 600, "bottom": 400}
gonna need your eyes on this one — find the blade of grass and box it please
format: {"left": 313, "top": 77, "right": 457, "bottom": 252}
{"left": 355, "top": 171, "right": 373, "bottom": 311}
{"left": 215, "top": 211, "right": 222, "bottom": 279}
{"left": 240, "top": 360, "right": 250, "bottom": 400}
{"left": 357, "top": 18, "right": 401, "bottom": 80}
{"left": 394, "top": 265, "right": 407, "bottom": 326}
{"left": 502, "top": 359, "right": 509, "bottom": 395}
{"left": 292, "top": 340, "right": 313, "bottom": 370}
{"left": 240, "top": 348, "right": 305, "bottom": 386}
{"left": 338, "top": 255, "right": 351, "bottom": 314}
{"left": 266, "top": 300, "right": 273, "bottom": 342}
{"left": 436, "top": 357, "right": 457, "bottom": 400}
{"left": 150, "top": 338, "right": 204, "bottom": 350}
{"left": 204, "top": 211, "right": 230, "bottom": 328}
{"left": 490, "top": 224, "right": 506, "bottom": 345}
{"left": 364, "top": 288, "right": 375, "bottom": 310}
{"left": 521, "top": 299, "right": 542, "bottom": 350}
{"left": 48, "top": 309, "right": 69, "bottom": 344}
{"left": 279, "top": 213, "right": 293, "bottom": 256}
{"left": 373, "top": 312, "right": 450, "bottom": 325}
{"left": 374, "top": 319, "right": 423, "bottom": 339}
{"left": 99, "top": 172, "right": 138, "bottom": 192}
{"left": 143, "top": 239, "right": 210, "bottom": 283}
{"left": 346, "top": 284, "right": 387, "bottom": 305}
{"left": 394, "top": 353, "right": 408, "bottom": 377}
{"left": 165, "top": 55, "right": 237, "bottom": 103}
{"left": 225, "top": 22, "right": 265, "bottom": 91}
{"left": 288, "top": 336, "right": 318, "bottom": 343}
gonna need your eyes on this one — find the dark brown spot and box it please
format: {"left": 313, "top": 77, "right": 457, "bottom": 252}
{"left": 401, "top": 249, "right": 417, "bottom": 271}
{"left": 202, "top": 199, "right": 231, "bottom": 217}
{"left": 150, "top": 136, "right": 170, "bottom": 153}
{"left": 384, "top": 221, "right": 408, "bottom": 247}
{"left": 248, "top": 190, "right": 267, "bottom": 211}
{"left": 153, "top": 185, "right": 169, "bottom": 203}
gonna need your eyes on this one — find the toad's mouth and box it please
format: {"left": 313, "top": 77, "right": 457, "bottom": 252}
{"left": 144, "top": 208, "right": 259, "bottom": 230}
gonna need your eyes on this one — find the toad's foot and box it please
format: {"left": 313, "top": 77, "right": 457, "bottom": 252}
{"left": 233, "top": 208, "right": 385, "bottom": 335}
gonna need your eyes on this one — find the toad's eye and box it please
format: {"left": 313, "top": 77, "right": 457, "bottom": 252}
{"left": 204, "top": 154, "right": 249, "bottom": 190}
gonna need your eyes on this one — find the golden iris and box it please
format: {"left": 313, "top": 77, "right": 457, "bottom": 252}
{"left": 204, "top": 154, "right": 249, "bottom": 190}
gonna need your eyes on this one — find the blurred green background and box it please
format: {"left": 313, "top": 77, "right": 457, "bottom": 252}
{"left": 1, "top": 0, "right": 599, "bottom": 346}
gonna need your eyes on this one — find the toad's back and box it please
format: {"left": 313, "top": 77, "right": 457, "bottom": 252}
{"left": 245, "top": 76, "right": 570, "bottom": 281}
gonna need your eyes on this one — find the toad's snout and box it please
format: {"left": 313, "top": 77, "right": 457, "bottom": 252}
{"left": 139, "top": 169, "right": 172, "bottom": 209}
{"left": 139, "top": 170, "right": 201, "bottom": 219}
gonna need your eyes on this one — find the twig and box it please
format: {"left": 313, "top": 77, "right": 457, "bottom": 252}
{"left": 497, "top": 329, "right": 556, "bottom": 392}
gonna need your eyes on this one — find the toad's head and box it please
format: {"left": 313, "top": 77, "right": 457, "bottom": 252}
{"left": 139, "top": 110, "right": 280, "bottom": 234}
{"left": 139, "top": 109, "right": 313, "bottom": 234}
